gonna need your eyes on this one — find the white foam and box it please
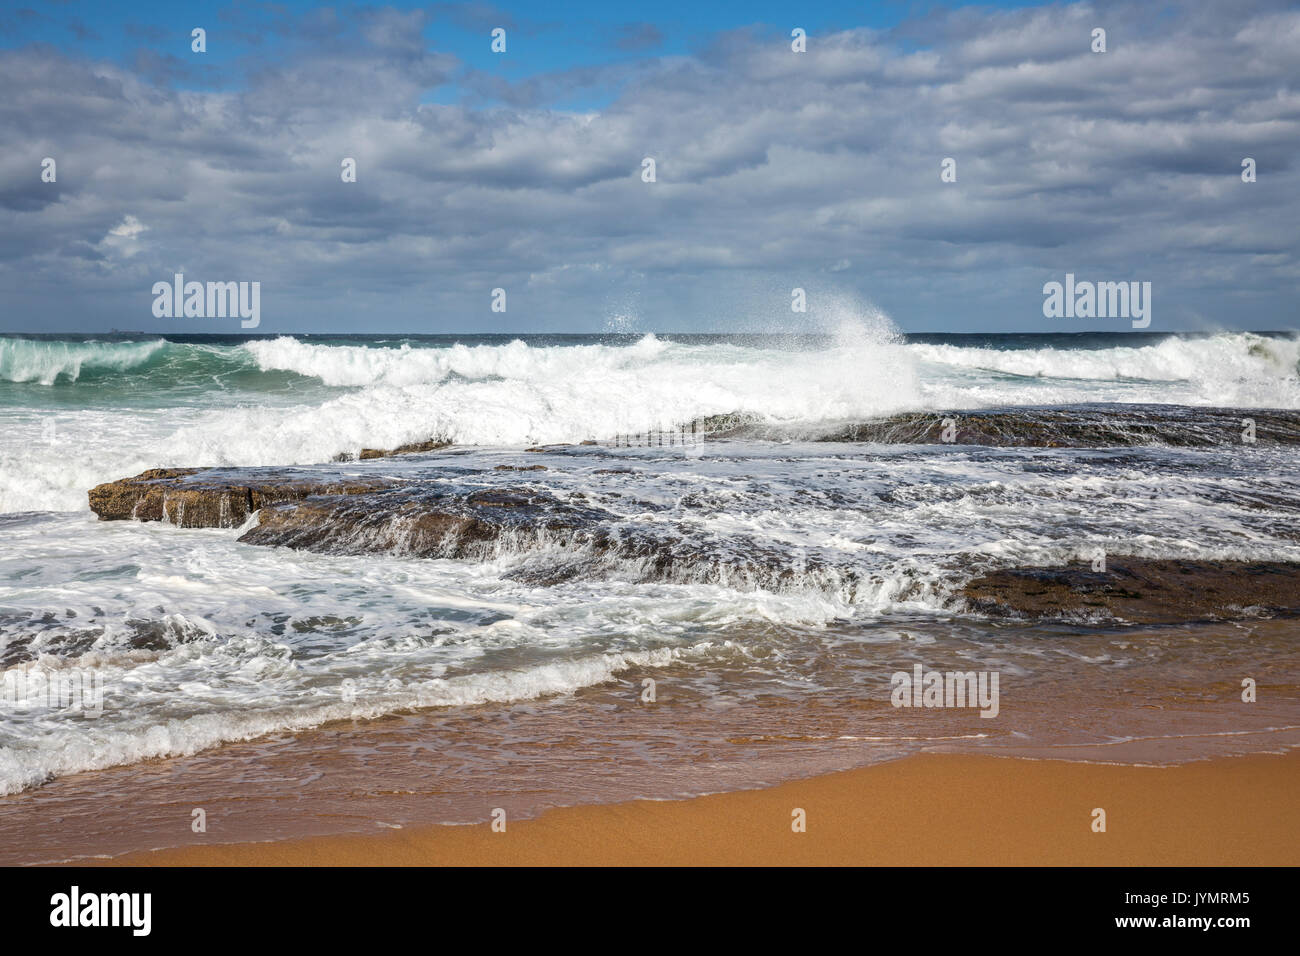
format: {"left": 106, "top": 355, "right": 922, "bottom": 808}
{"left": 2, "top": 331, "right": 1298, "bottom": 518}
{"left": 0, "top": 338, "right": 164, "bottom": 385}
{"left": 911, "top": 332, "right": 1300, "bottom": 408}
{"left": 0, "top": 645, "right": 693, "bottom": 795}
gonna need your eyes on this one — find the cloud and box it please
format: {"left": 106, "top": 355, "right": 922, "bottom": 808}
{"left": 98, "top": 214, "right": 147, "bottom": 258}
{"left": 0, "top": 0, "right": 1297, "bottom": 332}
{"left": 107, "top": 214, "right": 145, "bottom": 238}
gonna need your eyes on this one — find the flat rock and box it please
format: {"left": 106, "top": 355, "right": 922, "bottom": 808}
{"left": 88, "top": 468, "right": 403, "bottom": 529}
{"left": 239, "top": 486, "right": 612, "bottom": 559}
{"left": 962, "top": 557, "right": 1300, "bottom": 624}
{"left": 809, "top": 405, "right": 1300, "bottom": 447}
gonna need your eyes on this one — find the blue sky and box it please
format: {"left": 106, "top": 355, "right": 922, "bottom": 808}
{"left": 1, "top": 0, "right": 1297, "bottom": 334}
{"left": 6, "top": 2, "right": 1026, "bottom": 67}
{"left": 7, "top": 1, "right": 1048, "bottom": 108}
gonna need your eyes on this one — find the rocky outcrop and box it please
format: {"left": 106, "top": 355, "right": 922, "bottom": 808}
{"left": 88, "top": 466, "right": 1300, "bottom": 627}
{"left": 328, "top": 439, "right": 450, "bottom": 461}
{"left": 962, "top": 558, "right": 1300, "bottom": 624}
{"left": 800, "top": 405, "right": 1300, "bottom": 447}
{"left": 87, "top": 468, "right": 403, "bottom": 528}
{"left": 238, "top": 486, "right": 612, "bottom": 559}
{"left": 84, "top": 465, "right": 798, "bottom": 588}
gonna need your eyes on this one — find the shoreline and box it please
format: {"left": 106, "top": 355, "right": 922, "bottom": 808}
{"left": 102, "top": 750, "right": 1300, "bottom": 867}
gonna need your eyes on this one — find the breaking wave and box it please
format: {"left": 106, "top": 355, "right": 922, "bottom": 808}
{"left": 3, "top": 329, "right": 1300, "bottom": 514}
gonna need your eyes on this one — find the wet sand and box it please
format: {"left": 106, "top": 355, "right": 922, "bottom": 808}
{"left": 108, "top": 750, "right": 1299, "bottom": 866}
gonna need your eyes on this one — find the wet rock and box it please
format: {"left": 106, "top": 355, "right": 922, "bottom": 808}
{"left": 962, "top": 558, "right": 1300, "bottom": 624}
{"left": 360, "top": 439, "right": 449, "bottom": 460}
{"left": 238, "top": 486, "right": 613, "bottom": 559}
{"left": 335, "top": 440, "right": 450, "bottom": 462}
{"left": 818, "top": 405, "right": 1300, "bottom": 447}
{"left": 88, "top": 468, "right": 403, "bottom": 529}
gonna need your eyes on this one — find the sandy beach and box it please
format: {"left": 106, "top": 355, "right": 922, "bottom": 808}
{"left": 107, "top": 751, "right": 1300, "bottom": 867}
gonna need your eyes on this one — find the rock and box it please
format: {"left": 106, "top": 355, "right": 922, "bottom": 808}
{"left": 962, "top": 558, "right": 1300, "bottom": 624}
{"left": 818, "top": 405, "right": 1300, "bottom": 447}
{"left": 238, "top": 486, "right": 611, "bottom": 559}
{"left": 88, "top": 468, "right": 403, "bottom": 528}
{"left": 335, "top": 440, "right": 449, "bottom": 462}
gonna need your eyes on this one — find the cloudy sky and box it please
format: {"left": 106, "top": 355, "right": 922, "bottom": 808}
{"left": 1, "top": 0, "right": 1297, "bottom": 334}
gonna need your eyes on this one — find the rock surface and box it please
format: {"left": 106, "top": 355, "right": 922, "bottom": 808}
{"left": 336, "top": 440, "right": 450, "bottom": 461}
{"left": 962, "top": 558, "right": 1300, "bottom": 624}
{"left": 88, "top": 466, "right": 1300, "bottom": 627}
{"left": 748, "top": 405, "right": 1300, "bottom": 447}
{"left": 239, "top": 486, "right": 611, "bottom": 560}
{"left": 88, "top": 468, "right": 403, "bottom": 528}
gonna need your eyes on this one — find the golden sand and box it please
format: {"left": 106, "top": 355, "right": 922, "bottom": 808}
{"left": 106, "top": 751, "right": 1299, "bottom": 866}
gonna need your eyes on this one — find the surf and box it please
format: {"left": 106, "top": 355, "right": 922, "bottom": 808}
{"left": 0, "top": 338, "right": 167, "bottom": 385}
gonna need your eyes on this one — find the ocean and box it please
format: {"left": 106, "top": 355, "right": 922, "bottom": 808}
{"left": 1, "top": 327, "right": 1298, "bottom": 862}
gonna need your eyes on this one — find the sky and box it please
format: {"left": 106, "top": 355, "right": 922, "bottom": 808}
{"left": 1, "top": 0, "right": 1297, "bottom": 334}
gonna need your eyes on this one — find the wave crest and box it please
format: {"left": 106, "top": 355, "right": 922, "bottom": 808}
{"left": 0, "top": 339, "right": 166, "bottom": 385}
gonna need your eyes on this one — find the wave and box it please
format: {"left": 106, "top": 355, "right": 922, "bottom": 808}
{"left": 911, "top": 332, "right": 1300, "bottom": 398}
{"left": 7, "top": 330, "right": 1298, "bottom": 406}
{"left": 0, "top": 643, "right": 694, "bottom": 795}
{"left": 241, "top": 330, "right": 920, "bottom": 443}
{"left": 229, "top": 331, "right": 1300, "bottom": 450}
{"left": 242, "top": 330, "right": 1300, "bottom": 412}
{"left": 3, "top": 330, "right": 1300, "bottom": 514}
{"left": 0, "top": 338, "right": 169, "bottom": 385}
